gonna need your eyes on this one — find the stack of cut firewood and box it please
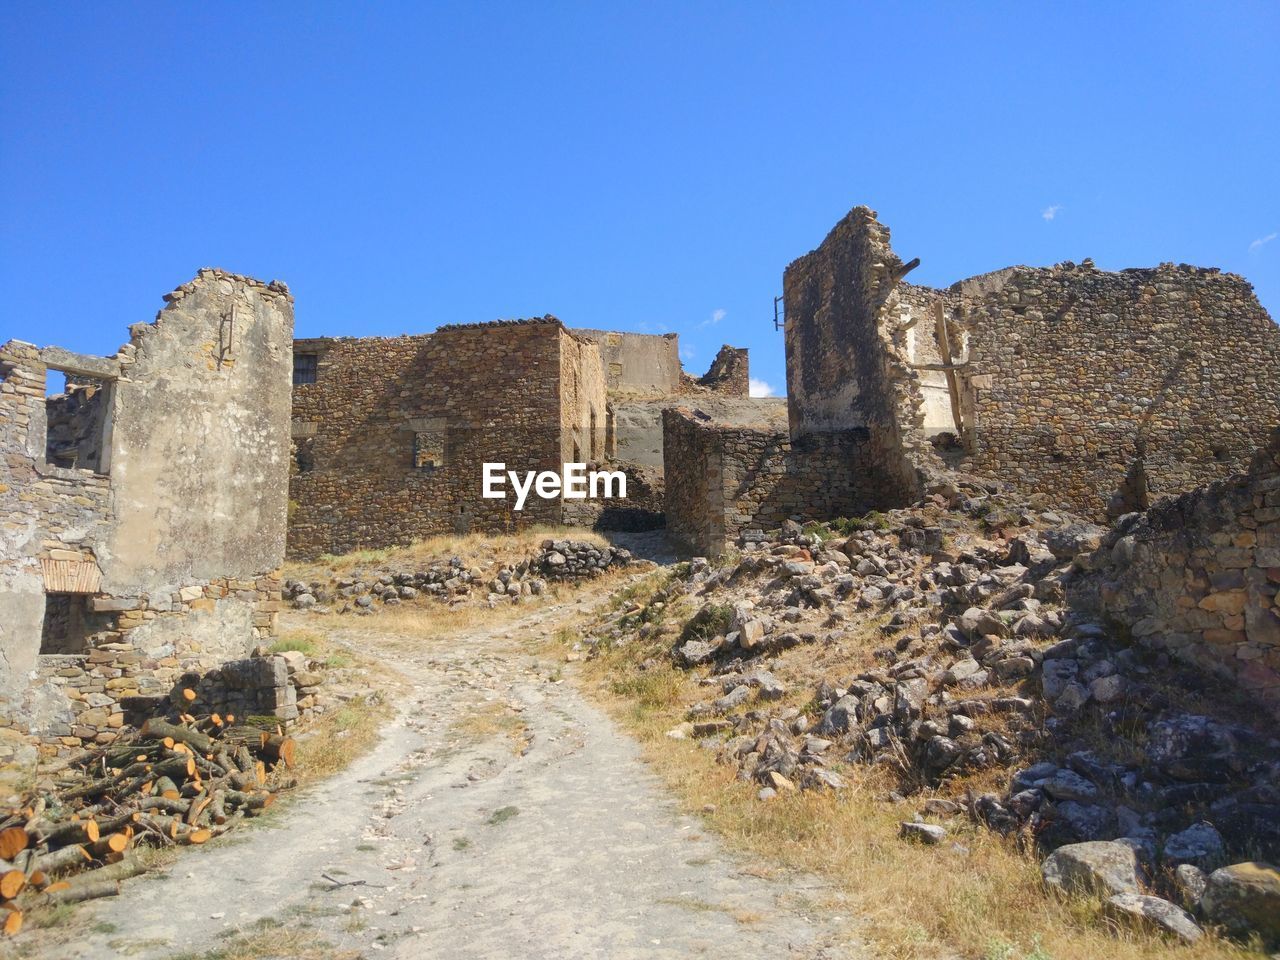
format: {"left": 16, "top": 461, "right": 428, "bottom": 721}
{"left": 0, "top": 695, "right": 296, "bottom": 936}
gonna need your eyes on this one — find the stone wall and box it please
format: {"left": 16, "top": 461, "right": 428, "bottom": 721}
{"left": 782, "top": 206, "right": 943, "bottom": 504}
{"left": 570, "top": 329, "right": 683, "bottom": 396}
{"left": 782, "top": 204, "right": 1280, "bottom": 524}
{"left": 560, "top": 330, "right": 607, "bottom": 463}
{"left": 0, "top": 268, "right": 293, "bottom": 758}
{"left": 289, "top": 318, "right": 606, "bottom": 558}
{"left": 695, "top": 345, "right": 750, "bottom": 397}
{"left": 1076, "top": 428, "right": 1280, "bottom": 718}
{"left": 663, "top": 407, "right": 901, "bottom": 557}
{"left": 958, "top": 261, "right": 1280, "bottom": 520}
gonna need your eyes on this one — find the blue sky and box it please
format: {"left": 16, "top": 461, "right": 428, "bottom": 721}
{"left": 2, "top": 2, "right": 1277, "bottom": 398}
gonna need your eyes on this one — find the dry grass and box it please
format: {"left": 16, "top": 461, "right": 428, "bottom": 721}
{"left": 284, "top": 524, "right": 611, "bottom": 582}
{"left": 328, "top": 564, "right": 637, "bottom": 645}
{"left": 168, "top": 921, "right": 360, "bottom": 960}
{"left": 451, "top": 700, "right": 530, "bottom": 754}
{"left": 293, "top": 694, "right": 393, "bottom": 783}
{"left": 568, "top": 578, "right": 1257, "bottom": 960}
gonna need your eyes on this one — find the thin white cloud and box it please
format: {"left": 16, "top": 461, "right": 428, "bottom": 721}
{"left": 748, "top": 378, "right": 776, "bottom": 398}
{"left": 680, "top": 346, "right": 696, "bottom": 362}
{"left": 1249, "top": 232, "right": 1277, "bottom": 252}
{"left": 699, "top": 307, "right": 727, "bottom": 329}
{"left": 1042, "top": 204, "right": 1062, "bottom": 222}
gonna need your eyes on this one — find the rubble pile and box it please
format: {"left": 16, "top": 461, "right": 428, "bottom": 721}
{"left": 533, "top": 540, "right": 632, "bottom": 579}
{"left": 583, "top": 474, "right": 1280, "bottom": 946}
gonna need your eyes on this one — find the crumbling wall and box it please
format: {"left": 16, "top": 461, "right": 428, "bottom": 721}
{"left": 695, "top": 345, "right": 750, "bottom": 396}
{"left": 663, "top": 408, "right": 901, "bottom": 557}
{"left": 958, "top": 261, "right": 1280, "bottom": 519}
{"left": 0, "top": 269, "right": 293, "bottom": 757}
{"left": 570, "top": 329, "right": 683, "bottom": 395}
{"left": 1076, "top": 428, "right": 1280, "bottom": 717}
{"left": 782, "top": 206, "right": 943, "bottom": 504}
{"left": 288, "top": 319, "right": 572, "bottom": 558}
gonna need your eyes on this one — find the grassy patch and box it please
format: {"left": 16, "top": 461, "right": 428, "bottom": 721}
{"left": 451, "top": 701, "right": 529, "bottom": 753}
{"left": 294, "top": 695, "right": 393, "bottom": 783}
{"left": 486, "top": 805, "right": 519, "bottom": 826}
{"left": 267, "top": 631, "right": 323, "bottom": 656}
{"left": 165, "top": 925, "right": 360, "bottom": 960}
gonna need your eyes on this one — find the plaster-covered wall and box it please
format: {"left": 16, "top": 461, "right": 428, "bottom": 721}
{"left": 559, "top": 331, "right": 607, "bottom": 464}
{"left": 570, "top": 328, "right": 682, "bottom": 396}
{"left": 105, "top": 273, "right": 293, "bottom": 593}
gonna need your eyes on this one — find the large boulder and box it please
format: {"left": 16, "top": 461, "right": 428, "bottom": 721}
{"left": 1201, "top": 862, "right": 1280, "bottom": 944}
{"left": 1042, "top": 841, "right": 1143, "bottom": 897}
{"left": 1042, "top": 522, "right": 1107, "bottom": 562}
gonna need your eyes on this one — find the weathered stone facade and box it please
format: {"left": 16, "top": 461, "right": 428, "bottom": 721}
{"left": 663, "top": 408, "right": 901, "bottom": 557}
{"left": 1076, "top": 428, "right": 1280, "bottom": 717}
{"left": 957, "top": 262, "right": 1280, "bottom": 519}
{"left": 783, "top": 208, "right": 944, "bottom": 503}
{"left": 690, "top": 345, "right": 750, "bottom": 396}
{"left": 0, "top": 269, "right": 294, "bottom": 758}
{"left": 783, "top": 205, "right": 1280, "bottom": 522}
{"left": 288, "top": 318, "right": 606, "bottom": 558}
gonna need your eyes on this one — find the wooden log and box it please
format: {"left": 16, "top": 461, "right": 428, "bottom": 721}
{"left": 19, "top": 878, "right": 119, "bottom": 907}
{"left": 89, "top": 834, "right": 130, "bottom": 858}
{"left": 154, "top": 776, "right": 180, "bottom": 800}
{"left": 2, "top": 909, "right": 20, "bottom": 936}
{"left": 31, "top": 844, "right": 91, "bottom": 875}
{"left": 261, "top": 735, "right": 295, "bottom": 769}
{"left": 140, "top": 718, "right": 213, "bottom": 755}
{"left": 95, "top": 811, "right": 140, "bottom": 836}
{"left": 185, "top": 829, "right": 211, "bottom": 845}
{"left": 69, "top": 855, "right": 144, "bottom": 886}
{"left": 138, "top": 797, "right": 190, "bottom": 816}
{"left": 208, "top": 792, "right": 228, "bottom": 826}
{"left": 39, "top": 818, "right": 98, "bottom": 849}
{"left": 0, "top": 869, "right": 26, "bottom": 899}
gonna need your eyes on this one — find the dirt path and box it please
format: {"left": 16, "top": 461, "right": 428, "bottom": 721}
{"left": 25, "top": 585, "right": 860, "bottom": 960}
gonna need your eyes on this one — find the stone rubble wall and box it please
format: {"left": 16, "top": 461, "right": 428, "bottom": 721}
{"left": 958, "top": 261, "right": 1280, "bottom": 520}
{"left": 1076, "top": 428, "right": 1280, "bottom": 717}
{"left": 663, "top": 408, "right": 903, "bottom": 557}
{"left": 693, "top": 345, "right": 750, "bottom": 397}
{"left": 288, "top": 319, "right": 594, "bottom": 558}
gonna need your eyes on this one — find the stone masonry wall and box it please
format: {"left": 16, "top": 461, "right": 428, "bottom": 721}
{"left": 958, "top": 261, "right": 1280, "bottom": 520}
{"left": 289, "top": 319, "right": 598, "bottom": 558}
{"left": 0, "top": 268, "right": 293, "bottom": 760}
{"left": 782, "top": 206, "right": 944, "bottom": 505}
{"left": 696, "top": 345, "right": 750, "bottom": 397}
{"left": 1076, "top": 428, "right": 1280, "bottom": 717}
{"left": 663, "top": 408, "right": 902, "bottom": 557}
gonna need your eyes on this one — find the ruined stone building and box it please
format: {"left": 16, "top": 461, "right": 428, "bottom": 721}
{"left": 0, "top": 270, "right": 293, "bottom": 758}
{"left": 289, "top": 318, "right": 607, "bottom": 558}
{"left": 666, "top": 205, "right": 1280, "bottom": 556}
{"left": 288, "top": 320, "right": 763, "bottom": 558}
